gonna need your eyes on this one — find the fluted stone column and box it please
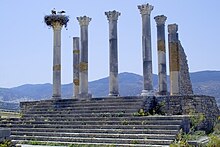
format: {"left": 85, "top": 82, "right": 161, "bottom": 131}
{"left": 154, "top": 15, "right": 168, "bottom": 95}
{"left": 77, "top": 16, "right": 92, "bottom": 98}
{"left": 44, "top": 13, "right": 69, "bottom": 99}
{"left": 138, "top": 4, "right": 154, "bottom": 96}
{"left": 73, "top": 37, "right": 80, "bottom": 98}
{"left": 52, "top": 22, "right": 62, "bottom": 99}
{"left": 105, "top": 10, "right": 120, "bottom": 97}
{"left": 168, "top": 24, "right": 180, "bottom": 95}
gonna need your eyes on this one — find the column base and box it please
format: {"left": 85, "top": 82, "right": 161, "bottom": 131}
{"left": 72, "top": 95, "right": 78, "bottom": 99}
{"left": 141, "top": 90, "right": 155, "bottom": 96}
{"left": 109, "top": 93, "right": 120, "bottom": 97}
{"left": 52, "top": 95, "right": 61, "bottom": 100}
{"left": 78, "top": 93, "right": 92, "bottom": 99}
{"left": 156, "top": 91, "right": 170, "bottom": 96}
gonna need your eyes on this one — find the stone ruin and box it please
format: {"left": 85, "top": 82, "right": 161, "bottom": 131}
{"left": 179, "top": 41, "right": 194, "bottom": 95}
{"left": 42, "top": 4, "right": 219, "bottom": 133}
{"left": 0, "top": 4, "right": 219, "bottom": 146}
{"left": 42, "top": 4, "right": 219, "bottom": 132}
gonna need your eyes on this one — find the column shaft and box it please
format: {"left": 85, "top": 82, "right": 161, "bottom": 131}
{"left": 77, "top": 16, "right": 92, "bottom": 98}
{"left": 44, "top": 13, "right": 69, "bottom": 99}
{"left": 52, "top": 25, "right": 62, "bottom": 98}
{"left": 168, "top": 24, "right": 180, "bottom": 95}
{"left": 138, "top": 4, "right": 154, "bottom": 96}
{"left": 73, "top": 37, "right": 80, "bottom": 98}
{"left": 105, "top": 10, "right": 120, "bottom": 96}
{"left": 154, "top": 15, "right": 167, "bottom": 95}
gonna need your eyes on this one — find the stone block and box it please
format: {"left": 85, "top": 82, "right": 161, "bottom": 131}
{"left": 0, "top": 128, "right": 11, "bottom": 142}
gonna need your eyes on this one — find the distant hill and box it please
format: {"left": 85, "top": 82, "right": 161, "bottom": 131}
{"left": 190, "top": 71, "right": 220, "bottom": 106}
{"left": 0, "top": 70, "right": 220, "bottom": 110}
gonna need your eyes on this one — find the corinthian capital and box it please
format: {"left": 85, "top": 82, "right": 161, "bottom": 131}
{"left": 154, "top": 15, "right": 167, "bottom": 25}
{"left": 105, "top": 10, "right": 121, "bottom": 21}
{"left": 168, "top": 24, "right": 178, "bottom": 34}
{"left": 138, "top": 3, "right": 154, "bottom": 15}
{"left": 77, "top": 16, "right": 92, "bottom": 26}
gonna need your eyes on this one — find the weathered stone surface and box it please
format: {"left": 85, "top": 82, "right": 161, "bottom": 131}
{"left": 168, "top": 24, "right": 180, "bottom": 95}
{"left": 154, "top": 15, "right": 168, "bottom": 95}
{"left": 10, "top": 96, "right": 189, "bottom": 146}
{"left": 0, "top": 128, "right": 11, "bottom": 142}
{"left": 73, "top": 37, "right": 80, "bottom": 98}
{"left": 178, "top": 42, "right": 193, "bottom": 95}
{"left": 77, "top": 16, "right": 92, "bottom": 98}
{"left": 156, "top": 95, "right": 220, "bottom": 132}
{"left": 44, "top": 14, "right": 69, "bottom": 99}
{"left": 138, "top": 3, "right": 154, "bottom": 95}
{"left": 105, "top": 10, "right": 120, "bottom": 97}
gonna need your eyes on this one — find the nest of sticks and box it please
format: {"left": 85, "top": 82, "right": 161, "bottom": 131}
{"left": 44, "top": 14, "right": 69, "bottom": 28}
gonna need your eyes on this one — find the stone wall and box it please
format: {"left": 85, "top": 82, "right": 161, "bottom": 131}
{"left": 178, "top": 41, "right": 193, "bottom": 95}
{"left": 0, "top": 128, "right": 10, "bottom": 142}
{"left": 156, "top": 95, "right": 220, "bottom": 132}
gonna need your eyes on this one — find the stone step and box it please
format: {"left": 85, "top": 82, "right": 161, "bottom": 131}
{"left": 29, "top": 98, "right": 144, "bottom": 104}
{"left": 29, "top": 97, "right": 145, "bottom": 104}
{"left": 10, "top": 128, "right": 179, "bottom": 135}
{"left": 20, "top": 114, "right": 187, "bottom": 119}
{"left": 12, "top": 131, "right": 176, "bottom": 140}
{"left": 27, "top": 101, "right": 143, "bottom": 109}
{"left": 22, "top": 105, "right": 140, "bottom": 111}
{"left": 24, "top": 109, "right": 138, "bottom": 115}
{"left": 13, "top": 140, "right": 169, "bottom": 147}
{"left": 0, "top": 124, "right": 181, "bottom": 130}
{"left": 21, "top": 112, "right": 134, "bottom": 118}
{"left": 17, "top": 116, "right": 187, "bottom": 123}
{"left": 0, "top": 119, "right": 183, "bottom": 126}
{"left": 11, "top": 135, "right": 173, "bottom": 145}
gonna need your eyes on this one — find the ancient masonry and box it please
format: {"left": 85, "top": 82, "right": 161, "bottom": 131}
{"left": 154, "top": 15, "right": 168, "bottom": 95}
{"left": 1, "top": 4, "right": 218, "bottom": 146}
{"left": 168, "top": 24, "right": 181, "bottom": 95}
{"left": 43, "top": 4, "right": 200, "bottom": 99}
{"left": 105, "top": 10, "right": 121, "bottom": 97}
{"left": 138, "top": 4, "right": 154, "bottom": 96}
{"left": 44, "top": 14, "right": 69, "bottom": 99}
{"left": 73, "top": 37, "right": 80, "bottom": 98}
{"left": 179, "top": 42, "right": 194, "bottom": 95}
{"left": 77, "top": 16, "right": 92, "bottom": 98}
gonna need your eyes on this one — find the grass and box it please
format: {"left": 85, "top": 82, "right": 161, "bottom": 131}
{"left": 171, "top": 115, "right": 220, "bottom": 147}
{"left": 0, "top": 111, "right": 20, "bottom": 118}
{"left": 0, "top": 140, "right": 14, "bottom": 147}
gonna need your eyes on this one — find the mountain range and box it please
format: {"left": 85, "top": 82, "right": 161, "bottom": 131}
{"left": 0, "top": 70, "right": 220, "bottom": 111}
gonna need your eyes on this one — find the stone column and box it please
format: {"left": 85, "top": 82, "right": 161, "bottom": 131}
{"left": 154, "top": 15, "right": 168, "bottom": 95}
{"left": 168, "top": 24, "right": 180, "bottom": 95}
{"left": 77, "top": 16, "right": 92, "bottom": 98}
{"left": 138, "top": 4, "right": 154, "bottom": 96}
{"left": 105, "top": 10, "right": 120, "bottom": 97}
{"left": 52, "top": 22, "right": 62, "bottom": 99}
{"left": 73, "top": 37, "right": 80, "bottom": 98}
{"left": 44, "top": 13, "right": 69, "bottom": 99}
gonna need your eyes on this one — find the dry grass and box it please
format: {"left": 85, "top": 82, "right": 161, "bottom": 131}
{"left": 0, "top": 111, "right": 20, "bottom": 118}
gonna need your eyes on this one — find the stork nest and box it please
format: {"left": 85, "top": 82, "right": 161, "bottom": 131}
{"left": 44, "top": 15, "right": 69, "bottom": 28}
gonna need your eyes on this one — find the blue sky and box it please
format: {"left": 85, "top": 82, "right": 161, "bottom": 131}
{"left": 0, "top": 0, "right": 220, "bottom": 88}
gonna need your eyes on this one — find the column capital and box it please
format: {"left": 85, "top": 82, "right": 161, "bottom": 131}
{"left": 138, "top": 3, "right": 154, "bottom": 15}
{"left": 154, "top": 15, "right": 167, "bottom": 25}
{"left": 77, "top": 16, "right": 92, "bottom": 26}
{"left": 168, "top": 24, "right": 178, "bottom": 34}
{"left": 51, "top": 21, "right": 63, "bottom": 30}
{"left": 105, "top": 10, "right": 121, "bottom": 21}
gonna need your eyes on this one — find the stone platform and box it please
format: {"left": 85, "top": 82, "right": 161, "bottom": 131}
{"left": 0, "top": 95, "right": 219, "bottom": 146}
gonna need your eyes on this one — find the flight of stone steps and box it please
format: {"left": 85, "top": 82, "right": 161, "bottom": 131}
{"left": 0, "top": 97, "right": 189, "bottom": 146}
